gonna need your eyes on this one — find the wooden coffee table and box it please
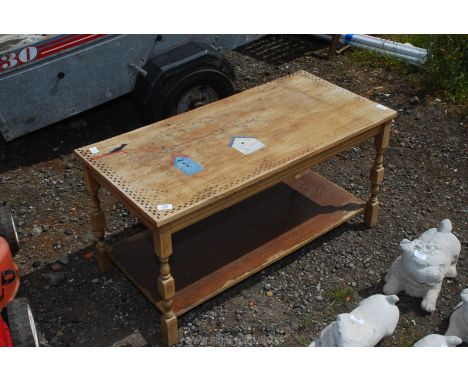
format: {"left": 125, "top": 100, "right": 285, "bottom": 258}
{"left": 75, "top": 71, "right": 396, "bottom": 346}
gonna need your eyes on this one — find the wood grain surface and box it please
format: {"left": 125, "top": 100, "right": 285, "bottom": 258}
{"left": 108, "top": 170, "right": 365, "bottom": 316}
{"left": 75, "top": 70, "right": 396, "bottom": 227}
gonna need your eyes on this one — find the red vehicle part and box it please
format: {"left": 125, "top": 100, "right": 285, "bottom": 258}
{"left": 0, "top": 236, "right": 19, "bottom": 310}
{"left": 0, "top": 315, "right": 13, "bottom": 346}
{"left": 0, "top": 206, "right": 39, "bottom": 347}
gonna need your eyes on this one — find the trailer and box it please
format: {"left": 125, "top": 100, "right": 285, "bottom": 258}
{"left": 0, "top": 34, "right": 262, "bottom": 141}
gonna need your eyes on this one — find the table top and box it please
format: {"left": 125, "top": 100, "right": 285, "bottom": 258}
{"left": 75, "top": 70, "right": 396, "bottom": 227}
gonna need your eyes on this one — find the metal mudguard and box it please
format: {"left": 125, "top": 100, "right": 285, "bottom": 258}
{"left": 133, "top": 41, "right": 235, "bottom": 119}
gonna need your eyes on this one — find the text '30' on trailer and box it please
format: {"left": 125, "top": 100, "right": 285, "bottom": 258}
{"left": 0, "top": 34, "right": 262, "bottom": 142}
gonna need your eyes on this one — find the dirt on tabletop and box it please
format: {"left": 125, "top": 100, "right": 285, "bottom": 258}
{"left": 0, "top": 35, "right": 466, "bottom": 347}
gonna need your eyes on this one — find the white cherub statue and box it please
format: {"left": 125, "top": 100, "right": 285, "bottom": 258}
{"left": 310, "top": 294, "right": 399, "bottom": 347}
{"left": 383, "top": 219, "right": 461, "bottom": 312}
{"left": 413, "top": 334, "right": 462, "bottom": 347}
{"left": 446, "top": 288, "right": 468, "bottom": 343}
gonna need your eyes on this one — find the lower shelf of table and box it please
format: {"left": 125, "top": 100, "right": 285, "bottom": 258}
{"left": 108, "top": 169, "right": 365, "bottom": 317}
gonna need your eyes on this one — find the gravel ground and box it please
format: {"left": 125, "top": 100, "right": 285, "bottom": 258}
{"left": 0, "top": 37, "right": 466, "bottom": 346}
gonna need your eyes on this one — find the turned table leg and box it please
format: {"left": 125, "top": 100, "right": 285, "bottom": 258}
{"left": 364, "top": 122, "right": 391, "bottom": 228}
{"left": 153, "top": 226, "right": 178, "bottom": 346}
{"left": 83, "top": 166, "right": 112, "bottom": 272}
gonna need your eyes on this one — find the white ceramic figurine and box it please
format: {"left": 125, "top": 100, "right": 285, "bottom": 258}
{"left": 446, "top": 288, "right": 468, "bottom": 343}
{"left": 383, "top": 219, "right": 461, "bottom": 312}
{"left": 413, "top": 334, "right": 462, "bottom": 347}
{"left": 310, "top": 294, "right": 399, "bottom": 347}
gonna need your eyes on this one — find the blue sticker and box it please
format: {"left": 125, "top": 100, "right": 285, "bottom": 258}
{"left": 173, "top": 156, "right": 204, "bottom": 176}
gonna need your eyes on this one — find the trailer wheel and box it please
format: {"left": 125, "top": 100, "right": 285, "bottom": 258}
{"left": 6, "top": 298, "right": 39, "bottom": 347}
{"left": 0, "top": 205, "right": 19, "bottom": 256}
{"left": 150, "top": 66, "right": 234, "bottom": 120}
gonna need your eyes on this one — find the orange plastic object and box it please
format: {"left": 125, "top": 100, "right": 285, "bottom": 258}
{"left": 0, "top": 316, "right": 12, "bottom": 346}
{"left": 0, "top": 237, "right": 19, "bottom": 310}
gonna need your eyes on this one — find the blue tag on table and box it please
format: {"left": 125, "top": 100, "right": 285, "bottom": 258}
{"left": 173, "top": 156, "right": 204, "bottom": 176}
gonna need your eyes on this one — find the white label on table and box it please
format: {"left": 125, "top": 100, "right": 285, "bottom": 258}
{"left": 376, "top": 104, "right": 387, "bottom": 110}
{"left": 230, "top": 137, "right": 266, "bottom": 155}
{"left": 413, "top": 249, "right": 427, "bottom": 261}
{"left": 157, "top": 204, "right": 173, "bottom": 211}
{"left": 89, "top": 147, "right": 99, "bottom": 154}
{"left": 349, "top": 314, "right": 365, "bottom": 325}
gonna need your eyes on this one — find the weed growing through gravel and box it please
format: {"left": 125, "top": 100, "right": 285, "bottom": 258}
{"left": 296, "top": 334, "right": 310, "bottom": 347}
{"left": 326, "top": 286, "right": 354, "bottom": 303}
{"left": 391, "top": 320, "right": 419, "bottom": 347}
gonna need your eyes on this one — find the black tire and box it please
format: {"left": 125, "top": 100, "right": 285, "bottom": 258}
{"left": 6, "top": 297, "right": 39, "bottom": 347}
{"left": 0, "top": 205, "right": 19, "bottom": 256}
{"left": 150, "top": 65, "right": 234, "bottom": 121}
